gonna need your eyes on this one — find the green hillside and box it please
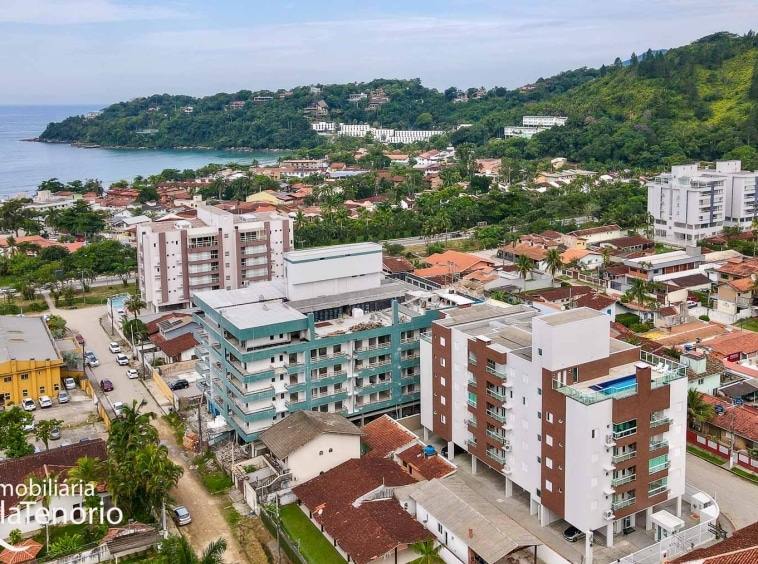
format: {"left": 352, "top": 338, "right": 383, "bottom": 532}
{"left": 38, "top": 31, "right": 758, "bottom": 169}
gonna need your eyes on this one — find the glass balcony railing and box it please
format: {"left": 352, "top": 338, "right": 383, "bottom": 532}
{"left": 612, "top": 474, "right": 636, "bottom": 487}
{"left": 612, "top": 497, "right": 635, "bottom": 510}
{"left": 612, "top": 451, "right": 637, "bottom": 463}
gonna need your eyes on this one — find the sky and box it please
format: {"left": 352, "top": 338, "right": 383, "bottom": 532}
{"left": 0, "top": 0, "right": 755, "bottom": 105}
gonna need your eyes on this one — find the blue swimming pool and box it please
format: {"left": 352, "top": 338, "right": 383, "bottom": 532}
{"left": 591, "top": 374, "right": 637, "bottom": 396}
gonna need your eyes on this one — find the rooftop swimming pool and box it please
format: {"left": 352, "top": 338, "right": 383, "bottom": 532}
{"left": 590, "top": 374, "right": 637, "bottom": 396}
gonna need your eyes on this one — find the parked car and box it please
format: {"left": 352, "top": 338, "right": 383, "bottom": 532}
{"left": 108, "top": 342, "right": 121, "bottom": 354}
{"left": 100, "top": 379, "right": 114, "bottom": 392}
{"left": 116, "top": 354, "right": 129, "bottom": 366}
{"left": 38, "top": 395, "right": 53, "bottom": 409}
{"left": 126, "top": 368, "right": 139, "bottom": 379}
{"left": 22, "top": 398, "right": 36, "bottom": 411}
{"left": 172, "top": 506, "right": 192, "bottom": 526}
{"left": 22, "top": 419, "right": 35, "bottom": 432}
{"left": 563, "top": 525, "right": 585, "bottom": 543}
{"left": 50, "top": 427, "right": 61, "bottom": 440}
{"left": 168, "top": 379, "right": 190, "bottom": 391}
{"left": 75, "top": 334, "right": 85, "bottom": 345}
{"left": 112, "top": 401, "right": 125, "bottom": 418}
{"left": 57, "top": 390, "right": 69, "bottom": 404}
{"left": 85, "top": 352, "right": 99, "bottom": 367}
{"left": 63, "top": 377, "right": 76, "bottom": 390}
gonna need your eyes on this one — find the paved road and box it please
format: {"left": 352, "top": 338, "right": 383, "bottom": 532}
{"left": 46, "top": 304, "right": 249, "bottom": 562}
{"left": 686, "top": 452, "right": 758, "bottom": 530}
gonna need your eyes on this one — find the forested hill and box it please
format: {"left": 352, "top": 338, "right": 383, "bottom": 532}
{"left": 39, "top": 31, "right": 758, "bottom": 169}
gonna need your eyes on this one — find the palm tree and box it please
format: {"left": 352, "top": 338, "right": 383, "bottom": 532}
{"left": 124, "top": 294, "right": 146, "bottom": 319}
{"left": 544, "top": 248, "right": 563, "bottom": 284}
{"left": 515, "top": 254, "right": 532, "bottom": 281}
{"left": 159, "top": 534, "right": 227, "bottom": 564}
{"left": 409, "top": 538, "right": 444, "bottom": 564}
{"left": 67, "top": 456, "right": 107, "bottom": 517}
{"left": 687, "top": 389, "right": 716, "bottom": 429}
{"left": 24, "top": 469, "right": 62, "bottom": 548}
{"left": 625, "top": 278, "right": 657, "bottom": 309}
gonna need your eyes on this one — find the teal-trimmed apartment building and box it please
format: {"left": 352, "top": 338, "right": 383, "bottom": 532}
{"left": 192, "top": 242, "right": 474, "bottom": 442}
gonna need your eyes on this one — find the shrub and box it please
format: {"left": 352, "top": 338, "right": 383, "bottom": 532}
{"left": 699, "top": 315, "right": 710, "bottom": 322}
{"left": 616, "top": 313, "right": 641, "bottom": 328}
{"left": 26, "top": 302, "right": 49, "bottom": 312}
{"left": 630, "top": 323, "right": 652, "bottom": 333}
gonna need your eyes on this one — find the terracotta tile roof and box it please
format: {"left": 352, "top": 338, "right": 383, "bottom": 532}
{"left": 666, "top": 273, "right": 713, "bottom": 289}
{"left": 538, "top": 230, "right": 563, "bottom": 240}
{"left": 502, "top": 242, "right": 548, "bottom": 261}
{"left": 382, "top": 256, "right": 414, "bottom": 274}
{"left": 149, "top": 332, "right": 198, "bottom": 359}
{"left": 560, "top": 249, "right": 598, "bottom": 263}
{"left": 0, "top": 539, "right": 42, "bottom": 564}
{"left": 567, "top": 224, "right": 621, "bottom": 237}
{"left": 574, "top": 294, "right": 616, "bottom": 311}
{"left": 0, "top": 440, "right": 106, "bottom": 517}
{"left": 292, "top": 458, "right": 428, "bottom": 564}
{"left": 699, "top": 394, "right": 758, "bottom": 443}
{"left": 659, "top": 306, "right": 679, "bottom": 317}
{"left": 717, "top": 258, "right": 758, "bottom": 277}
{"left": 361, "top": 415, "right": 415, "bottom": 458}
{"left": 703, "top": 332, "right": 758, "bottom": 358}
{"left": 424, "top": 250, "right": 493, "bottom": 272}
{"left": 606, "top": 265, "right": 630, "bottom": 276}
{"left": 99, "top": 522, "right": 155, "bottom": 545}
{"left": 670, "top": 510, "right": 758, "bottom": 563}
{"left": 145, "top": 313, "right": 180, "bottom": 335}
{"left": 530, "top": 286, "right": 593, "bottom": 303}
{"left": 396, "top": 444, "right": 456, "bottom": 480}
{"left": 728, "top": 278, "right": 755, "bottom": 292}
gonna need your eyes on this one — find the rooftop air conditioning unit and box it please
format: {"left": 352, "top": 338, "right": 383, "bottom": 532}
{"left": 504, "top": 443, "right": 512, "bottom": 452}
{"left": 604, "top": 509, "right": 615, "bottom": 520}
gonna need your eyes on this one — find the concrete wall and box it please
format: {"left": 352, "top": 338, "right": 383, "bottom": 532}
{"left": 287, "top": 434, "right": 361, "bottom": 484}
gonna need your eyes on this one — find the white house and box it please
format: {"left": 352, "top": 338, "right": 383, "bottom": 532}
{"left": 257, "top": 410, "right": 364, "bottom": 485}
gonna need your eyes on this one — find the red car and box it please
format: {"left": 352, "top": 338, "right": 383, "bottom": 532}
{"left": 100, "top": 379, "right": 114, "bottom": 392}
{"left": 75, "top": 334, "right": 85, "bottom": 345}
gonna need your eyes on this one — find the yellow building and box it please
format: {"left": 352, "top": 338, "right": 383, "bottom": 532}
{"left": 0, "top": 316, "right": 64, "bottom": 407}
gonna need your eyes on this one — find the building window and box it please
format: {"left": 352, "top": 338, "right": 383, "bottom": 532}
{"left": 572, "top": 367, "right": 578, "bottom": 382}
{"left": 39, "top": 387, "right": 45, "bottom": 394}
{"left": 440, "top": 358, "right": 446, "bottom": 367}
{"left": 22, "top": 389, "right": 28, "bottom": 397}
{"left": 535, "top": 488, "right": 541, "bottom": 498}
{"left": 440, "top": 395, "right": 446, "bottom": 406}
{"left": 319, "top": 451, "right": 323, "bottom": 456}
{"left": 537, "top": 388, "right": 542, "bottom": 395}
{"left": 439, "top": 337, "right": 446, "bottom": 346}
{"left": 328, "top": 448, "right": 333, "bottom": 453}
{"left": 438, "top": 523, "right": 443, "bottom": 534}
{"left": 20, "top": 374, "right": 29, "bottom": 380}
{"left": 537, "top": 412, "right": 542, "bottom": 419}
{"left": 546, "top": 412, "right": 553, "bottom": 423}
{"left": 3, "top": 376, "right": 10, "bottom": 383}
{"left": 440, "top": 414, "right": 446, "bottom": 424}
{"left": 538, "top": 348, "right": 542, "bottom": 356}
{"left": 545, "top": 480, "right": 553, "bottom": 492}
{"left": 537, "top": 435, "right": 541, "bottom": 443}
{"left": 546, "top": 457, "right": 553, "bottom": 469}
{"left": 546, "top": 435, "right": 553, "bottom": 446}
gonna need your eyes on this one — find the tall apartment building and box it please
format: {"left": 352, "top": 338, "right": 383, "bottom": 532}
{"left": 420, "top": 304, "right": 687, "bottom": 547}
{"left": 192, "top": 242, "right": 471, "bottom": 442}
{"left": 648, "top": 160, "right": 758, "bottom": 244}
{"left": 137, "top": 205, "right": 292, "bottom": 312}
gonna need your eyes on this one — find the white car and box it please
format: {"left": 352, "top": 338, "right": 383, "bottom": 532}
{"left": 38, "top": 395, "right": 53, "bottom": 408}
{"left": 126, "top": 368, "right": 139, "bottom": 379}
{"left": 63, "top": 377, "right": 76, "bottom": 390}
{"left": 116, "top": 354, "right": 129, "bottom": 366}
{"left": 22, "top": 398, "right": 36, "bottom": 411}
{"left": 109, "top": 342, "right": 121, "bottom": 354}
{"left": 112, "top": 401, "right": 125, "bottom": 418}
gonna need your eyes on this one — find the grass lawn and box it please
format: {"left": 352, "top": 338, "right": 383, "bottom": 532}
{"left": 57, "top": 282, "right": 137, "bottom": 308}
{"left": 687, "top": 445, "right": 727, "bottom": 466}
{"left": 194, "top": 453, "right": 233, "bottom": 494}
{"left": 33, "top": 522, "right": 107, "bottom": 558}
{"left": 279, "top": 504, "right": 345, "bottom": 564}
{"left": 731, "top": 467, "right": 758, "bottom": 483}
{"left": 735, "top": 318, "right": 758, "bottom": 333}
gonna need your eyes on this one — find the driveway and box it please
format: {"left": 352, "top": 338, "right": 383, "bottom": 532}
{"left": 686, "top": 453, "right": 758, "bottom": 530}
{"left": 46, "top": 304, "right": 251, "bottom": 563}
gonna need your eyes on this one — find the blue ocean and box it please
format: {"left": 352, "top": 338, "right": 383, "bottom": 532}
{"left": 0, "top": 105, "right": 285, "bottom": 196}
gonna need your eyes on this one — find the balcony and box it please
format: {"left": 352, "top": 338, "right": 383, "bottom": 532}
{"left": 650, "top": 417, "right": 672, "bottom": 428}
{"left": 554, "top": 379, "right": 638, "bottom": 405}
{"left": 612, "top": 451, "right": 637, "bottom": 464}
{"left": 613, "top": 427, "right": 637, "bottom": 440}
{"left": 648, "top": 484, "right": 669, "bottom": 497}
{"left": 486, "top": 430, "right": 507, "bottom": 445}
{"left": 311, "top": 370, "right": 348, "bottom": 382}
{"left": 486, "top": 388, "right": 506, "bottom": 402}
{"left": 649, "top": 461, "right": 670, "bottom": 474}
{"left": 467, "top": 398, "right": 478, "bottom": 409}
{"left": 649, "top": 440, "right": 669, "bottom": 452}
{"left": 465, "top": 418, "right": 477, "bottom": 429}
{"left": 420, "top": 332, "right": 431, "bottom": 343}
{"left": 468, "top": 378, "right": 478, "bottom": 387}
{"left": 487, "top": 450, "right": 507, "bottom": 465}
{"left": 486, "top": 410, "right": 506, "bottom": 423}
{"left": 486, "top": 365, "right": 507, "bottom": 378}
{"left": 466, "top": 438, "right": 477, "bottom": 449}
{"left": 612, "top": 474, "right": 636, "bottom": 487}
{"left": 355, "top": 341, "right": 392, "bottom": 353}
{"left": 612, "top": 497, "right": 636, "bottom": 511}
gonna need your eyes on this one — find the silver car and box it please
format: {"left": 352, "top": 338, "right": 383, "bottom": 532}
{"left": 172, "top": 506, "right": 192, "bottom": 526}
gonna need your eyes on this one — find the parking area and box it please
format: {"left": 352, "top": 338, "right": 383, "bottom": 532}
{"left": 25, "top": 387, "right": 108, "bottom": 450}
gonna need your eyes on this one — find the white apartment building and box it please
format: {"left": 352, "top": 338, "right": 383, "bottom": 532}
{"left": 137, "top": 205, "right": 292, "bottom": 312}
{"left": 311, "top": 121, "right": 336, "bottom": 133}
{"left": 648, "top": 160, "right": 758, "bottom": 244}
{"left": 421, "top": 304, "right": 687, "bottom": 547}
{"left": 336, "top": 124, "right": 444, "bottom": 143}
{"left": 523, "top": 116, "right": 568, "bottom": 127}
{"left": 338, "top": 124, "right": 371, "bottom": 137}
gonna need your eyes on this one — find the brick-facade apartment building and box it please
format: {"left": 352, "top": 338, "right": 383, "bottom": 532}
{"left": 420, "top": 304, "right": 687, "bottom": 547}
{"left": 137, "top": 205, "right": 292, "bottom": 312}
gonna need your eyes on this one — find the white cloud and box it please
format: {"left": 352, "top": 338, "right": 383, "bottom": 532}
{"left": 0, "top": 0, "right": 185, "bottom": 25}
